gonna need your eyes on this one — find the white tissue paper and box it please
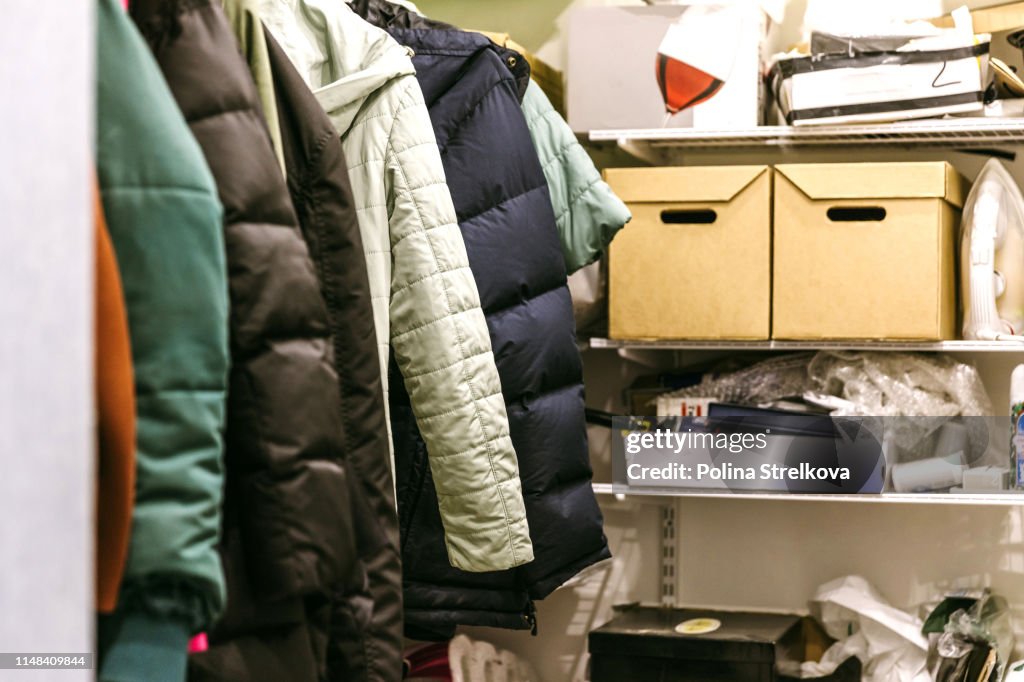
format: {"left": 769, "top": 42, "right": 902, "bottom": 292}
{"left": 810, "top": 576, "right": 930, "bottom": 682}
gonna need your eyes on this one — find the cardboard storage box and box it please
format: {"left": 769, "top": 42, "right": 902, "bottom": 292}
{"left": 589, "top": 606, "right": 803, "bottom": 682}
{"left": 606, "top": 166, "right": 771, "bottom": 340}
{"left": 773, "top": 162, "right": 966, "bottom": 340}
{"left": 567, "top": 4, "right": 768, "bottom": 133}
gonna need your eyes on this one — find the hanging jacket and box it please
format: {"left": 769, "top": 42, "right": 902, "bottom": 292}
{"left": 94, "top": 0, "right": 230, "bottom": 677}
{"left": 346, "top": 2, "right": 631, "bottom": 275}
{"left": 520, "top": 80, "right": 631, "bottom": 275}
{"left": 259, "top": 0, "right": 533, "bottom": 575}
{"left": 351, "top": 0, "right": 610, "bottom": 638}
{"left": 127, "top": 1, "right": 362, "bottom": 680}
{"left": 220, "top": 0, "right": 285, "bottom": 174}
{"left": 94, "top": 183, "right": 136, "bottom": 616}
{"left": 265, "top": 28, "right": 403, "bottom": 682}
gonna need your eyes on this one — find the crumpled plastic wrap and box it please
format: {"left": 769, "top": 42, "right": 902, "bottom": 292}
{"left": 661, "top": 351, "right": 994, "bottom": 466}
{"left": 807, "top": 352, "right": 994, "bottom": 466}
{"left": 931, "top": 591, "right": 1014, "bottom": 681}
{"left": 662, "top": 352, "right": 816, "bottom": 406}
{"left": 664, "top": 351, "right": 991, "bottom": 416}
{"left": 806, "top": 352, "right": 992, "bottom": 418}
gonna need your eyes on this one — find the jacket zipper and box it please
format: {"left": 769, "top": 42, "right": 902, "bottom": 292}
{"left": 397, "top": 439, "right": 429, "bottom": 545}
{"left": 525, "top": 600, "right": 538, "bottom": 636}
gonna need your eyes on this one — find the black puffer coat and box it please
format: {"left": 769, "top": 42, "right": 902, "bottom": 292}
{"left": 267, "top": 29, "right": 403, "bottom": 682}
{"left": 353, "top": 0, "right": 611, "bottom": 639}
{"left": 130, "top": 1, "right": 360, "bottom": 679}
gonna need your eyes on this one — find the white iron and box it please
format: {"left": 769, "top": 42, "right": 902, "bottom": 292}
{"left": 961, "top": 159, "right": 1024, "bottom": 341}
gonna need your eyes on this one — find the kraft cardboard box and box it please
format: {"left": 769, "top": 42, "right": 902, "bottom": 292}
{"left": 772, "top": 162, "right": 966, "bottom": 340}
{"left": 567, "top": 4, "right": 768, "bottom": 133}
{"left": 605, "top": 166, "right": 771, "bottom": 340}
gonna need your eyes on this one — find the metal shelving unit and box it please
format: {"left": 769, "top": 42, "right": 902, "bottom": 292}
{"left": 588, "top": 335, "right": 1024, "bottom": 507}
{"left": 591, "top": 119, "right": 1024, "bottom": 164}
{"left": 588, "top": 336, "right": 1024, "bottom": 506}
{"left": 590, "top": 118, "right": 1024, "bottom": 152}
{"left": 591, "top": 483, "right": 1024, "bottom": 506}
{"left": 578, "top": 115, "right": 1024, "bottom": 635}
{"left": 588, "top": 338, "right": 1024, "bottom": 353}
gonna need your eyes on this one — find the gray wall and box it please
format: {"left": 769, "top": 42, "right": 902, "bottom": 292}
{"left": 0, "top": 1, "right": 94, "bottom": 678}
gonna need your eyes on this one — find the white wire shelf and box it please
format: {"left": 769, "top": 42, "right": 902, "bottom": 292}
{"left": 587, "top": 338, "right": 1024, "bottom": 353}
{"left": 589, "top": 118, "right": 1024, "bottom": 151}
{"left": 592, "top": 483, "right": 1024, "bottom": 506}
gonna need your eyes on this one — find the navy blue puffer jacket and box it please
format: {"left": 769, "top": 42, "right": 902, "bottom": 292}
{"left": 352, "top": 1, "right": 611, "bottom": 639}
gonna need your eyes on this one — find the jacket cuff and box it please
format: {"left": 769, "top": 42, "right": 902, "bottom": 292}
{"left": 439, "top": 477, "right": 535, "bottom": 572}
{"left": 118, "top": 576, "right": 217, "bottom": 634}
{"left": 99, "top": 610, "right": 190, "bottom": 682}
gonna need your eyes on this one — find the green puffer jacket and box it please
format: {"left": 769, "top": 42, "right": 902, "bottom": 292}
{"left": 521, "top": 80, "right": 631, "bottom": 274}
{"left": 95, "top": 0, "right": 229, "bottom": 675}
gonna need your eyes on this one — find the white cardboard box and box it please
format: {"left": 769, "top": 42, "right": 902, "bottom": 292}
{"left": 567, "top": 4, "right": 768, "bottom": 133}
{"left": 771, "top": 34, "right": 990, "bottom": 126}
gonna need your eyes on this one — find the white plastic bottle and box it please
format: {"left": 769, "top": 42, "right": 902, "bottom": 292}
{"left": 1011, "top": 365, "right": 1024, "bottom": 489}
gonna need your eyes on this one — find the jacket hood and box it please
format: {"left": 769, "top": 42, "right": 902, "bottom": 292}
{"left": 350, "top": 0, "right": 531, "bottom": 100}
{"left": 260, "top": 0, "right": 415, "bottom": 135}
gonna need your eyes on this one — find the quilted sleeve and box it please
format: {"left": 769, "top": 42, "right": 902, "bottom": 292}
{"left": 522, "top": 80, "right": 631, "bottom": 275}
{"left": 385, "top": 77, "right": 534, "bottom": 573}
{"left": 96, "top": 0, "right": 228, "bottom": 632}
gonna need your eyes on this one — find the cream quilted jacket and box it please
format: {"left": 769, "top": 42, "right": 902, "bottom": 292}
{"left": 260, "top": 0, "right": 533, "bottom": 572}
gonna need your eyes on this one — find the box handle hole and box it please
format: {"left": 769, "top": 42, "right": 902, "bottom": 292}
{"left": 660, "top": 209, "right": 717, "bottom": 224}
{"left": 827, "top": 206, "right": 887, "bottom": 222}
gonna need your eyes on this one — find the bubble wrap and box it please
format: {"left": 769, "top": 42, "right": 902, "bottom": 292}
{"left": 807, "top": 352, "right": 992, "bottom": 417}
{"left": 663, "top": 351, "right": 994, "bottom": 464}
{"left": 808, "top": 352, "right": 994, "bottom": 464}
{"left": 665, "top": 351, "right": 990, "bottom": 415}
{"left": 664, "top": 352, "right": 816, "bottom": 406}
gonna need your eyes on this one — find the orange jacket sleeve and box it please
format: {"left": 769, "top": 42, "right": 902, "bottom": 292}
{"left": 94, "top": 185, "right": 136, "bottom": 614}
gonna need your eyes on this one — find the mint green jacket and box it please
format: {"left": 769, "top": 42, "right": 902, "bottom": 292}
{"left": 96, "top": 0, "right": 229, "bottom": 644}
{"left": 521, "top": 80, "right": 631, "bottom": 274}
{"left": 259, "top": 0, "right": 532, "bottom": 572}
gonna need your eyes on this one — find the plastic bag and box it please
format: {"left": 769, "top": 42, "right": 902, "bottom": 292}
{"left": 660, "top": 352, "right": 816, "bottom": 406}
{"left": 660, "top": 351, "right": 993, "bottom": 468}
{"left": 806, "top": 352, "right": 991, "bottom": 418}
{"left": 807, "top": 352, "right": 993, "bottom": 467}
{"left": 663, "top": 351, "right": 991, "bottom": 416}
{"left": 931, "top": 591, "right": 1014, "bottom": 682}
{"left": 810, "top": 576, "right": 930, "bottom": 682}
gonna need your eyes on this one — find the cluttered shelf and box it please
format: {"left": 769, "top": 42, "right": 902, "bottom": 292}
{"left": 591, "top": 483, "right": 1024, "bottom": 506}
{"left": 589, "top": 119, "right": 1024, "bottom": 152}
{"left": 587, "top": 338, "right": 1024, "bottom": 353}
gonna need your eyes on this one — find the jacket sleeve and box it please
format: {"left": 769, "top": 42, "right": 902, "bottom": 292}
{"left": 521, "top": 80, "right": 632, "bottom": 275}
{"left": 385, "top": 77, "right": 534, "bottom": 573}
{"left": 94, "top": 186, "right": 136, "bottom": 616}
{"left": 96, "top": 0, "right": 228, "bottom": 634}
